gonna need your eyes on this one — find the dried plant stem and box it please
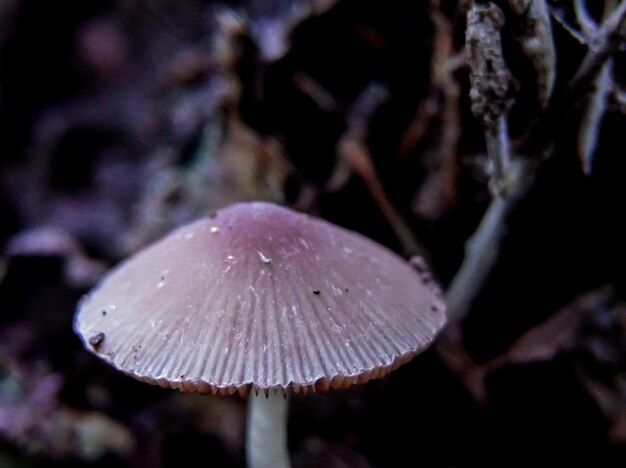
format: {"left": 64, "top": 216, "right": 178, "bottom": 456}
{"left": 410, "top": 0, "right": 463, "bottom": 219}
{"left": 578, "top": 58, "right": 613, "bottom": 175}
{"left": 485, "top": 115, "right": 512, "bottom": 194}
{"left": 575, "top": 0, "right": 618, "bottom": 175}
{"left": 337, "top": 84, "right": 427, "bottom": 257}
{"left": 526, "top": 0, "right": 626, "bottom": 155}
{"left": 337, "top": 137, "right": 425, "bottom": 257}
{"left": 574, "top": 0, "right": 597, "bottom": 38}
{"left": 440, "top": 0, "right": 626, "bottom": 382}
{"left": 567, "top": 0, "right": 626, "bottom": 102}
{"left": 466, "top": 1, "right": 513, "bottom": 191}
{"left": 444, "top": 0, "right": 516, "bottom": 324}
{"left": 445, "top": 157, "right": 538, "bottom": 324}
{"left": 508, "top": 0, "right": 556, "bottom": 108}
{"left": 447, "top": 0, "right": 626, "bottom": 324}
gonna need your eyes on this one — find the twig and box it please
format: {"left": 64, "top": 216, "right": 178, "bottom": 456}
{"left": 445, "top": 0, "right": 626, "bottom": 319}
{"left": 508, "top": 0, "right": 556, "bottom": 108}
{"left": 399, "top": 0, "right": 462, "bottom": 161}
{"left": 578, "top": 57, "right": 613, "bottom": 175}
{"left": 291, "top": 74, "right": 429, "bottom": 255}
{"left": 461, "top": 285, "right": 614, "bottom": 404}
{"left": 409, "top": 0, "right": 464, "bottom": 220}
{"left": 485, "top": 115, "right": 512, "bottom": 195}
{"left": 444, "top": 156, "right": 538, "bottom": 324}
{"left": 440, "top": 0, "right": 626, "bottom": 381}
{"left": 338, "top": 138, "right": 426, "bottom": 257}
{"left": 292, "top": 72, "right": 337, "bottom": 113}
{"left": 561, "top": 0, "right": 626, "bottom": 110}
{"left": 576, "top": 0, "right": 618, "bottom": 175}
{"left": 610, "top": 83, "right": 626, "bottom": 113}
{"left": 466, "top": 1, "right": 513, "bottom": 193}
{"left": 574, "top": 0, "right": 598, "bottom": 39}
{"left": 337, "top": 84, "right": 428, "bottom": 257}
{"left": 524, "top": 0, "right": 626, "bottom": 155}
{"left": 552, "top": 7, "right": 588, "bottom": 45}
{"left": 397, "top": 94, "right": 440, "bottom": 161}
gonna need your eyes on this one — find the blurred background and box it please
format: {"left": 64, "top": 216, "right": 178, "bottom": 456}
{"left": 1, "top": 0, "right": 625, "bottom": 466}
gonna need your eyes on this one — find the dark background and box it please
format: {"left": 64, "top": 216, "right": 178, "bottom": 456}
{"left": 1, "top": 0, "right": 625, "bottom": 466}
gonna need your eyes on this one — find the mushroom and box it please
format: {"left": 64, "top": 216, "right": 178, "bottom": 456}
{"left": 74, "top": 201, "right": 446, "bottom": 467}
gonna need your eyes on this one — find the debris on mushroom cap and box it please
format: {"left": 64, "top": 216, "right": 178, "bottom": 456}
{"left": 74, "top": 202, "right": 446, "bottom": 396}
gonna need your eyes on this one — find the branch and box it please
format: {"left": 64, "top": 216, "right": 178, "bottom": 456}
{"left": 578, "top": 58, "right": 613, "bottom": 175}
{"left": 574, "top": 0, "right": 597, "bottom": 39}
{"left": 567, "top": 0, "right": 626, "bottom": 102}
{"left": 523, "top": 0, "right": 626, "bottom": 156}
{"left": 337, "top": 84, "right": 428, "bottom": 257}
{"left": 508, "top": 0, "right": 556, "bottom": 108}
{"left": 409, "top": 0, "right": 464, "bottom": 220}
{"left": 439, "top": 0, "right": 626, "bottom": 381}
{"left": 466, "top": 1, "right": 513, "bottom": 192}
{"left": 444, "top": 156, "right": 538, "bottom": 324}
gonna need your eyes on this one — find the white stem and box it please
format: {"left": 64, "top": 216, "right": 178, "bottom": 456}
{"left": 246, "top": 391, "right": 290, "bottom": 468}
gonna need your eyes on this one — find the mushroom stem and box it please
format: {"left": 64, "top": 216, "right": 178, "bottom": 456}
{"left": 246, "top": 390, "right": 290, "bottom": 468}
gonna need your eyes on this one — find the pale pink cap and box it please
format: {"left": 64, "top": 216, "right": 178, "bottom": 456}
{"left": 74, "top": 202, "right": 446, "bottom": 396}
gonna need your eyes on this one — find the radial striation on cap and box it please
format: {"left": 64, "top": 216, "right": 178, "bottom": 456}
{"left": 74, "top": 202, "right": 446, "bottom": 396}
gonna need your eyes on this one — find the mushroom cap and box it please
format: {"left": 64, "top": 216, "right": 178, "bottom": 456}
{"left": 74, "top": 202, "right": 446, "bottom": 396}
